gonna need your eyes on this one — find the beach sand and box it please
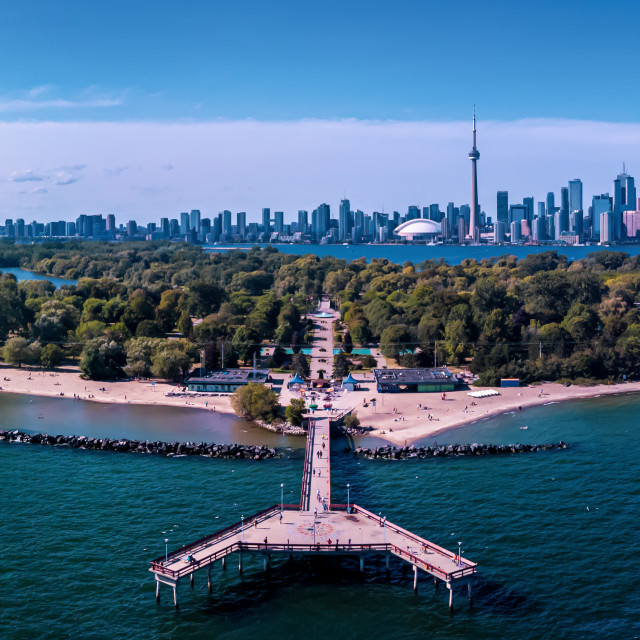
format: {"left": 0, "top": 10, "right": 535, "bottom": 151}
{"left": 353, "top": 379, "right": 640, "bottom": 445}
{"left": 0, "top": 364, "right": 234, "bottom": 415}
{"left": 1, "top": 364, "right": 638, "bottom": 446}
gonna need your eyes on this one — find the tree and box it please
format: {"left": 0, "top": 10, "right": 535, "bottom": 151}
{"left": 135, "top": 320, "right": 165, "bottom": 338}
{"left": 333, "top": 350, "right": 350, "bottom": 379}
{"left": 232, "top": 325, "right": 260, "bottom": 365}
{"left": 342, "top": 330, "right": 353, "bottom": 354}
{"left": 4, "top": 337, "right": 41, "bottom": 367}
{"left": 151, "top": 339, "right": 197, "bottom": 381}
{"left": 124, "top": 337, "right": 158, "bottom": 378}
{"left": 343, "top": 412, "right": 360, "bottom": 430}
{"left": 231, "top": 383, "right": 280, "bottom": 423}
{"left": 292, "top": 352, "right": 310, "bottom": 378}
{"left": 80, "top": 338, "right": 126, "bottom": 380}
{"left": 0, "top": 274, "right": 26, "bottom": 340}
{"left": 40, "top": 344, "right": 64, "bottom": 369}
{"left": 380, "top": 324, "right": 412, "bottom": 360}
{"left": 122, "top": 294, "right": 155, "bottom": 331}
{"left": 187, "top": 280, "right": 226, "bottom": 317}
{"left": 285, "top": 397, "right": 306, "bottom": 426}
{"left": 155, "top": 289, "right": 184, "bottom": 332}
{"left": 177, "top": 310, "right": 193, "bottom": 338}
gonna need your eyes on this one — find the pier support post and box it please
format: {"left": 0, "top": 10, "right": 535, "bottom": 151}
{"left": 448, "top": 584, "right": 453, "bottom": 611}
{"left": 173, "top": 583, "right": 179, "bottom": 609}
{"left": 359, "top": 556, "right": 364, "bottom": 572}
{"left": 207, "top": 566, "right": 212, "bottom": 593}
{"left": 413, "top": 565, "right": 418, "bottom": 593}
{"left": 263, "top": 555, "right": 269, "bottom": 572}
{"left": 190, "top": 573, "right": 194, "bottom": 589}
{"left": 434, "top": 577, "right": 438, "bottom": 589}
{"left": 156, "top": 579, "right": 160, "bottom": 603}
{"left": 222, "top": 557, "right": 226, "bottom": 570}
{"left": 385, "top": 555, "right": 390, "bottom": 571}
{"left": 238, "top": 553, "right": 243, "bottom": 574}
{"left": 468, "top": 582, "right": 473, "bottom": 607}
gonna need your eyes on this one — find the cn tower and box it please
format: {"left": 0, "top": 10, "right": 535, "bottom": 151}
{"left": 469, "top": 106, "right": 480, "bottom": 241}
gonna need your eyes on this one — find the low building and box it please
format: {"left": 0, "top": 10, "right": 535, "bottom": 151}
{"left": 185, "top": 368, "right": 270, "bottom": 393}
{"left": 373, "top": 368, "right": 458, "bottom": 393}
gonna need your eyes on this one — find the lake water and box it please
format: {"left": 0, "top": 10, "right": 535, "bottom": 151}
{"left": 1, "top": 392, "right": 639, "bottom": 639}
{"left": 205, "top": 243, "right": 640, "bottom": 265}
{"left": 0, "top": 266, "right": 77, "bottom": 288}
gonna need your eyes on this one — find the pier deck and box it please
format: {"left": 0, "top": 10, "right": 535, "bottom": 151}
{"left": 151, "top": 408, "right": 476, "bottom": 610}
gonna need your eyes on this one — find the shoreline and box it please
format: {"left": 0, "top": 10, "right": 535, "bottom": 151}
{"left": 358, "top": 380, "right": 640, "bottom": 446}
{"left": 1, "top": 364, "right": 639, "bottom": 446}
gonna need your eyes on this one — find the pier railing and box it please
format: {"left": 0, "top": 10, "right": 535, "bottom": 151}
{"left": 151, "top": 504, "right": 296, "bottom": 565}
{"left": 299, "top": 418, "right": 315, "bottom": 509}
{"left": 150, "top": 540, "right": 474, "bottom": 581}
{"left": 330, "top": 503, "right": 476, "bottom": 580}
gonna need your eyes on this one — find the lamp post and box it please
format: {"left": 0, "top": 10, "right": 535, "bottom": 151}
{"left": 347, "top": 483, "right": 351, "bottom": 514}
{"left": 280, "top": 483, "right": 284, "bottom": 513}
{"left": 241, "top": 515, "right": 245, "bottom": 542}
{"left": 165, "top": 538, "right": 169, "bottom": 563}
{"left": 458, "top": 541, "right": 462, "bottom": 567}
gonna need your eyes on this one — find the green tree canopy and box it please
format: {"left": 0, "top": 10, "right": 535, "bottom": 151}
{"left": 231, "top": 382, "right": 280, "bottom": 423}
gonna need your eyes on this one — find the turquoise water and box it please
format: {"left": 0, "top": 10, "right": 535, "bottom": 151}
{"left": 205, "top": 243, "right": 640, "bottom": 265}
{"left": 284, "top": 347, "right": 313, "bottom": 355}
{"left": 0, "top": 266, "right": 77, "bottom": 288}
{"left": 1, "top": 393, "right": 640, "bottom": 639}
{"left": 334, "top": 348, "right": 371, "bottom": 355}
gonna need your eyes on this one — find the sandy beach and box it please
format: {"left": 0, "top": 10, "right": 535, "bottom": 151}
{"left": 0, "top": 364, "right": 234, "bottom": 415}
{"left": 353, "top": 378, "right": 640, "bottom": 445}
{"left": 1, "top": 363, "right": 639, "bottom": 446}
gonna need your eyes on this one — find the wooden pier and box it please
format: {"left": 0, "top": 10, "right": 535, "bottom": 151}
{"left": 150, "top": 418, "right": 477, "bottom": 609}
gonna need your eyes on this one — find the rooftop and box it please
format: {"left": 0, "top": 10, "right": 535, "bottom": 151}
{"left": 373, "top": 368, "right": 457, "bottom": 385}
{"left": 186, "top": 368, "right": 270, "bottom": 384}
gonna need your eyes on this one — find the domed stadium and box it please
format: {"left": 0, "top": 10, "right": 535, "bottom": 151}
{"left": 394, "top": 218, "right": 441, "bottom": 240}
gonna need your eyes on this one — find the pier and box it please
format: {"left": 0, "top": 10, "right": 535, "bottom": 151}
{"left": 150, "top": 416, "right": 477, "bottom": 610}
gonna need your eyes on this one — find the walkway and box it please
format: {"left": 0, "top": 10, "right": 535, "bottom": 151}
{"left": 150, "top": 400, "right": 477, "bottom": 609}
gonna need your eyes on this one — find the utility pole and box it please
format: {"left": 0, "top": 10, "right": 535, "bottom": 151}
{"left": 434, "top": 341, "right": 437, "bottom": 368}
{"left": 539, "top": 342, "right": 542, "bottom": 360}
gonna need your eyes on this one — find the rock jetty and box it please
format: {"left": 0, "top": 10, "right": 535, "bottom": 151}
{"left": 354, "top": 441, "right": 568, "bottom": 459}
{"left": 0, "top": 429, "right": 279, "bottom": 460}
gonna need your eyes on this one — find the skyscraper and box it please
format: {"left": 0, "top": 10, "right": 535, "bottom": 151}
{"left": 190, "top": 209, "right": 201, "bottom": 234}
{"left": 180, "top": 212, "right": 190, "bottom": 235}
{"left": 222, "top": 210, "right": 232, "bottom": 237}
{"left": 262, "top": 208, "right": 271, "bottom": 233}
{"left": 546, "top": 192, "right": 555, "bottom": 217}
{"left": 468, "top": 107, "right": 480, "bottom": 241}
{"left": 274, "top": 211, "right": 284, "bottom": 234}
{"left": 297, "top": 210, "right": 308, "bottom": 234}
{"left": 496, "top": 191, "right": 508, "bottom": 227}
{"left": 339, "top": 199, "right": 351, "bottom": 241}
{"left": 236, "top": 212, "right": 246, "bottom": 238}
{"left": 560, "top": 187, "right": 570, "bottom": 233}
{"left": 523, "top": 197, "right": 534, "bottom": 221}
{"left": 568, "top": 179, "right": 582, "bottom": 215}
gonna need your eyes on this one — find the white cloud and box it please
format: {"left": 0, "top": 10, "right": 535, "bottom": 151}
{"left": 9, "top": 169, "right": 45, "bottom": 182}
{"left": 0, "top": 87, "right": 123, "bottom": 112}
{"left": 0, "top": 118, "right": 638, "bottom": 222}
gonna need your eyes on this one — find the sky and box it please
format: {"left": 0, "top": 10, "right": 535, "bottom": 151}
{"left": 1, "top": 0, "right": 640, "bottom": 223}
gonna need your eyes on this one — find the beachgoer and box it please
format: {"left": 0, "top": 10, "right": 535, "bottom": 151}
{"left": 254, "top": 520, "right": 257, "bottom": 528}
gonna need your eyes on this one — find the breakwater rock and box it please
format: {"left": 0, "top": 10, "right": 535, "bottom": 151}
{"left": 354, "top": 441, "right": 569, "bottom": 459}
{"left": 0, "top": 430, "right": 279, "bottom": 460}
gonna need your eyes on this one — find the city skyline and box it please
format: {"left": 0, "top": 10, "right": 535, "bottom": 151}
{"left": 3, "top": 117, "right": 640, "bottom": 224}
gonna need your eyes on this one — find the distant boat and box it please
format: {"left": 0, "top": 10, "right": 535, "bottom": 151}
{"left": 520, "top": 426, "right": 528, "bottom": 430}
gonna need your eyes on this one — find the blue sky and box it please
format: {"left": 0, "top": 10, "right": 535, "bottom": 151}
{"left": 1, "top": 0, "right": 639, "bottom": 221}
